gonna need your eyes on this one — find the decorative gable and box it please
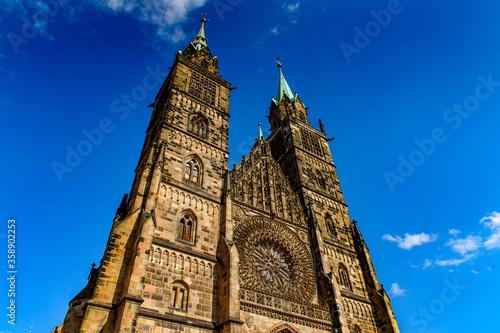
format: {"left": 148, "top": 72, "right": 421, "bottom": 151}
{"left": 231, "top": 141, "right": 306, "bottom": 228}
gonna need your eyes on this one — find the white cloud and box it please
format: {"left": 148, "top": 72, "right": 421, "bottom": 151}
{"left": 435, "top": 254, "right": 474, "bottom": 267}
{"left": 487, "top": 267, "right": 492, "bottom": 272}
{"left": 445, "top": 235, "right": 482, "bottom": 255}
{"left": 270, "top": 27, "right": 280, "bottom": 36}
{"left": 449, "top": 228, "right": 461, "bottom": 236}
{"left": 388, "top": 283, "right": 406, "bottom": 298}
{"left": 471, "top": 270, "right": 479, "bottom": 276}
{"left": 94, "top": 0, "right": 208, "bottom": 42}
{"left": 422, "top": 259, "right": 432, "bottom": 269}
{"left": 286, "top": 2, "right": 300, "bottom": 12}
{"left": 480, "top": 211, "right": 500, "bottom": 249}
{"left": 382, "top": 232, "right": 438, "bottom": 250}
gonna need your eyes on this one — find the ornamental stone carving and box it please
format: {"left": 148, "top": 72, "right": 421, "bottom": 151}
{"left": 234, "top": 216, "right": 315, "bottom": 302}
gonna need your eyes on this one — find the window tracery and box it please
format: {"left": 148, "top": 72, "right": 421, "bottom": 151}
{"left": 339, "top": 265, "right": 351, "bottom": 290}
{"left": 315, "top": 170, "right": 326, "bottom": 189}
{"left": 188, "top": 114, "right": 207, "bottom": 138}
{"left": 184, "top": 158, "right": 202, "bottom": 185}
{"left": 325, "top": 213, "right": 337, "bottom": 237}
{"left": 177, "top": 212, "right": 196, "bottom": 243}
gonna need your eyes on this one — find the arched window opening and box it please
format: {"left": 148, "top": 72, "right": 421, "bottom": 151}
{"left": 184, "top": 158, "right": 202, "bottom": 185}
{"left": 315, "top": 170, "right": 326, "bottom": 189}
{"left": 339, "top": 265, "right": 351, "bottom": 290}
{"left": 188, "top": 114, "right": 207, "bottom": 138}
{"left": 325, "top": 213, "right": 337, "bottom": 237}
{"left": 177, "top": 212, "right": 196, "bottom": 243}
{"left": 353, "top": 325, "right": 362, "bottom": 333}
{"left": 171, "top": 281, "right": 189, "bottom": 310}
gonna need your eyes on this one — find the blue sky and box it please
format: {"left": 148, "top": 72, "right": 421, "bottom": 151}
{"left": 1, "top": 0, "right": 500, "bottom": 332}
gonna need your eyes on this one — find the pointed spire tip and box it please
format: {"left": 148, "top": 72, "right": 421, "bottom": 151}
{"left": 258, "top": 121, "right": 264, "bottom": 140}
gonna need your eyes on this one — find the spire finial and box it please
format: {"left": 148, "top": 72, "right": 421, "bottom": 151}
{"left": 275, "top": 57, "right": 282, "bottom": 68}
{"left": 201, "top": 13, "right": 207, "bottom": 23}
{"left": 258, "top": 121, "right": 264, "bottom": 140}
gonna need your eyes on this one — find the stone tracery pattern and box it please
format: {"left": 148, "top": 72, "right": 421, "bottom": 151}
{"left": 231, "top": 145, "right": 306, "bottom": 228}
{"left": 253, "top": 241, "right": 293, "bottom": 287}
{"left": 234, "top": 216, "right": 315, "bottom": 302}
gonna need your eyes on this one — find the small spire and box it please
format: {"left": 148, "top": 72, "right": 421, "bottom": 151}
{"left": 273, "top": 59, "right": 296, "bottom": 105}
{"left": 192, "top": 14, "right": 208, "bottom": 50}
{"left": 197, "top": 13, "right": 207, "bottom": 39}
{"left": 258, "top": 121, "right": 264, "bottom": 140}
{"left": 318, "top": 119, "right": 325, "bottom": 133}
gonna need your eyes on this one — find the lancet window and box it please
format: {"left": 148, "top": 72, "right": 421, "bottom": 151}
{"left": 184, "top": 158, "right": 202, "bottom": 185}
{"left": 188, "top": 114, "right": 207, "bottom": 138}
{"left": 177, "top": 212, "right": 196, "bottom": 243}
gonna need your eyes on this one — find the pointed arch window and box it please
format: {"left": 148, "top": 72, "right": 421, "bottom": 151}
{"left": 339, "top": 265, "right": 351, "bottom": 290}
{"left": 171, "top": 281, "right": 189, "bottom": 310}
{"left": 315, "top": 170, "right": 326, "bottom": 189}
{"left": 184, "top": 158, "right": 202, "bottom": 185}
{"left": 188, "top": 114, "right": 207, "bottom": 138}
{"left": 177, "top": 212, "right": 196, "bottom": 243}
{"left": 325, "top": 213, "right": 337, "bottom": 237}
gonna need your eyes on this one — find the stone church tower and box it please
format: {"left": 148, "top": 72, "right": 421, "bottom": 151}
{"left": 60, "top": 18, "right": 400, "bottom": 333}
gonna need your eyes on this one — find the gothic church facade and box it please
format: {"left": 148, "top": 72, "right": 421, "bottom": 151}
{"left": 60, "top": 18, "right": 400, "bottom": 333}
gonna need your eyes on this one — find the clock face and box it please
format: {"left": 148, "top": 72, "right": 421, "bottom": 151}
{"left": 234, "top": 216, "right": 316, "bottom": 302}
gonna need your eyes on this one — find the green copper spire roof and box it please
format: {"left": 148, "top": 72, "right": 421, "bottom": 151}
{"left": 192, "top": 14, "right": 207, "bottom": 51}
{"left": 258, "top": 121, "right": 264, "bottom": 140}
{"left": 272, "top": 60, "right": 297, "bottom": 105}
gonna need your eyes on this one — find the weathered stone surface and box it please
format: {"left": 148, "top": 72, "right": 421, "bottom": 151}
{"left": 60, "top": 19, "right": 399, "bottom": 333}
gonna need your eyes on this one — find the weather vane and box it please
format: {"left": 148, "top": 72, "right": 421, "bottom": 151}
{"left": 275, "top": 57, "right": 282, "bottom": 68}
{"left": 201, "top": 13, "right": 208, "bottom": 23}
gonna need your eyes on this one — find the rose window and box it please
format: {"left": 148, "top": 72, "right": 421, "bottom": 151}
{"left": 234, "top": 216, "right": 316, "bottom": 302}
{"left": 253, "top": 242, "right": 292, "bottom": 287}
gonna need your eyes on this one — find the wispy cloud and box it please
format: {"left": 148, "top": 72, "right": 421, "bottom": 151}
{"left": 388, "top": 283, "right": 406, "bottom": 298}
{"left": 286, "top": 2, "right": 300, "bottom": 13}
{"left": 433, "top": 211, "right": 500, "bottom": 268}
{"left": 449, "top": 228, "right": 461, "bottom": 236}
{"left": 93, "top": 0, "right": 208, "bottom": 42}
{"left": 270, "top": 26, "right": 280, "bottom": 36}
{"left": 382, "top": 232, "right": 438, "bottom": 250}
{"left": 411, "top": 258, "right": 432, "bottom": 269}
{"left": 480, "top": 211, "right": 500, "bottom": 249}
{"left": 445, "top": 235, "right": 482, "bottom": 255}
{"left": 471, "top": 270, "right": 479, "bottom": 276}
{"left": 435, "top": 254, "right": 475, "bottom": 267}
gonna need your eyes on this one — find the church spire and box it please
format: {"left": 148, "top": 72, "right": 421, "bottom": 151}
{"left": 179, "top": 14, "right": 219, "bottom": 75}
{"left": 258, "top": 121, "right": 264, "bottom": 140}
{"left": 192, "top": 14, "right": 208, "bottom": 50}
{"left": 273, "top": 58, "right": 297, "bottom": 105}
